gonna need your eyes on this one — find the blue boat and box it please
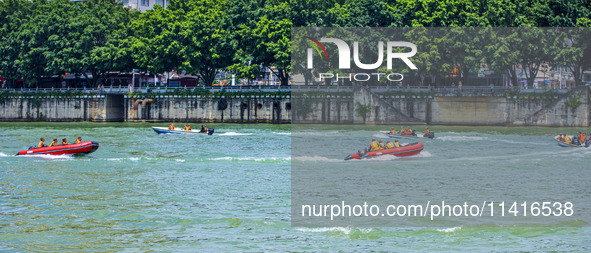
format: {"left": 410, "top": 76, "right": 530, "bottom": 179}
{"left": 152, "top": 127, "right": 214, "bottom": 135}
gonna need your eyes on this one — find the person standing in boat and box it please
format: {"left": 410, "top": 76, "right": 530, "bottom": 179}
{"left": 61, "top": 138, "right": 68, "bottom": 145}
{"left": 49, "top": 139, "right": 58, "bottom": 147}
{"left": 38, "top": 138, "right": 46, "bottom": 148}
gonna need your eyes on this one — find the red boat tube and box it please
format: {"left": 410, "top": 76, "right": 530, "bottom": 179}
{"left": 345, "top": 142, "right": 424, "bottom": 160}
{"left": 16, "top": 141, "right": 99, "bottom": 156}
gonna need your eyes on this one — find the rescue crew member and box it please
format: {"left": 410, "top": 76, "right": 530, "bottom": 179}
{"left": 169, "top": 123, "right": 175, "bottom": 130}
{"left": 76, "top": 136, "right": 82, "bottom": 144}
{"left": 386, "top": 141, "right": 394, "bottom": 149}
{"left": 370, "top": 139, "right": 383, "bottom": 151}
{"left": 200, "top": 125, "right": 205, "bottom": 132}
{"left": 49, "top": 139, "right": 58, "bottom": 147}
{"left": 390, "top": 128, "right": 396, "bottom": 134}
{"left": 400, "top": 127, "right": 405, "bottom": 134}
{"left": 394, "top": 140, "right": 401, "bottom": 148}
{"left": 378, "top": 141, "right": 386, "bottom": 149}
{"left": 204, "top": 125, "right": 208, "bottom": 132}
{"left": 187, "top": 125, "right": 192, "bottom": 131}
{"left": 579, "top": 132, "right": 586, "bottom": 143}
{"left": 558, "top": 134, "right": 564, "bottom": 142}
{"left": 565, "top": 135, "right": 572, "bottom": 144}
{"left": 61, "top": 138, "right": 68, "bottom": 145}
{"left": 425, "top": 127, "right": 430, "bottom": 136}
{"left": 38, "top": 138, "right": 46, "bottom": 148}
{"left": 405, "top": 128, "right": 412, "bottom": 135}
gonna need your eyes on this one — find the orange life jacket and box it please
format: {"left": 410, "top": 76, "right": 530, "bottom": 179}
{"left": 38, "top": 141, "right": 45, "bottom": 148}
{"left": 394, "top": 141, "right": 401, "bottom": 148}
{"left": 62, "top": 141, "right": 68, "bottom": 145}
{"left": 76, "top": 139, "right": 81, "bottom": 144}
{"left": 50, "top": 141, "right": 57, "bottom": 147}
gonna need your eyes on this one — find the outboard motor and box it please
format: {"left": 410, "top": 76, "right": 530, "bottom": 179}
{"left": 208, "top": 128, "right": 215, "bottom": 135}
{"left": 344, "top": 154, "right": 354, "bottom": 160}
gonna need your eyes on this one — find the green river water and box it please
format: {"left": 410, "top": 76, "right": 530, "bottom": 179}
{"left": 0, "top": 123, "right": 589, "bottom": 251}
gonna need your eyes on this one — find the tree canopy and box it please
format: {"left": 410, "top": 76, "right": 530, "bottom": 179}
{"left": 0, "top": 0, "right": 590, "bottom": 88}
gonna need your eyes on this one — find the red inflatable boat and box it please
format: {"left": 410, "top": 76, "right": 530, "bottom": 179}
{"left": 345, "top": 142, "right": 424, "bottom": 160}
{"left": 16, "top": 141, "right": 99, "bottom": 156}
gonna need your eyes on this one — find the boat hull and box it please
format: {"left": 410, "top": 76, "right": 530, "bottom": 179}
{"left": 555, "top": 136, "right": 588, "bottom": 148}
{"left": 345, "top": 142, "right": 424, "bottom": 160}
{"left": 17, "top": 141, "right": 99, "bottom": 156}
{"left": 152, "top": 127, "right": 214, "bottom": 135}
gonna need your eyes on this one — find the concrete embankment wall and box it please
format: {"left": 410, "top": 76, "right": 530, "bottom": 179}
{"left": 2, "top": 89, "right": 589, "bottom": 126}
{"left": 0, "top": 96, "right": 291, "bottom": 123}
{"left": 0, "top": 97, "right": 107, "bottom": 122}
{"left": 127, "top": 97, "right": 291, "bottom": 123}
{"left": 294, "top": 87, "right": 591, "bottom": 127}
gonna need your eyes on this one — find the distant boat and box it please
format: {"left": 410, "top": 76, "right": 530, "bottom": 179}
{"left": 382, "top": 131, "right": 435, "bottom": 139}
{"left": 152, "top": 127, "right": 214, "bottom": 135}
{"left": 16, "top": 141, "right": 99, "bottom": 156}
{"left": 554, "top": 135, "right": 589, "bottom": 148}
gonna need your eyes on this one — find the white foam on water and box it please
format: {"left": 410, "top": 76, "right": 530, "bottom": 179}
{"left": 129, "top": 157, "right": 140, "bottom": 161}
{"left": 417, "top": 151, "right": 432, "bottom": 157}
{"left": 295, "top": 227, "right": 373, "bottom": 234}
{"left": 175, "top": 159, "right": 185, "bottom": 162}
{"left": 293, "top": 156, "right": 344, "bottom": 162}
{"left": 438, "top": 136, "right": 487, "bottom": 142}
{"left": 18, "top": 153, "right": 73, "bottom": 160}
{"left": 219, "top": 132, "right": 253, "bottom": 136}
{"left": 210, "top": 156, "right": 290, "bottom": 162}
{"left": 0, "top": 152, "right": 9, "bottom": 157}
{"left": 273, "top": 132, "right": 291, "bottom": 135}
{"left": 437, "top": 226, "right": 462, "bottom": 233}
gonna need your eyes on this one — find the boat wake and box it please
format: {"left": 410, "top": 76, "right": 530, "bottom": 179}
{"left": 438, "top": 136, "right": 487, "bottom": 142}
{"left": 437, "top": 226, "right": 462, "bottom": 233}
{"left": 273, "top": 132, "right": 291, "bottom": 135}
{"left": 17, "top": 153, "right": 74, "bottom": 160}
{"left": 295, "top": 226, "right": 374, "bottom": 235}
{"left": 292, "top": 155, "right": 344, "bottom": 163}
{"left": 0, "top": 152, "right": 10, "bottom": 157}
{"left": 219, "top": 132, "right": 253, "bottom": 136}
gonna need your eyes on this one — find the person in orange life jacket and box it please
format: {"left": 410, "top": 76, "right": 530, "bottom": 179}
{"left": 405, "top": 128, "right": 412, "bottom": 135}
{"left": 76, "top": 137, "right": 82, "bottom": 144}
{"left": 565, "top": 135, "right": 572, "bottom": 144}
{"left": 394, "top": 139, "right": 401, "bottom": 148}
{"left": 38, "top": 138, "right": 46, "bottom": 148}
{"left": 49, "top": 139, "right": 58, "bottom": 147}
{"left": 378, "top": 141, "right": 386, "bottom": 149}
{"left": 204, "top": 125, "right": 208, "bottom": 132}
{"left": 579, "top": 132, "right": 586, "bottom": 143}
{"left": 400, "top": 127, "right": 405, "bottom": 134}
{"left": 425, "top": 127, "right": 430, "bottom": 136}
{"left": 557, "top": 134, "right": 564, "bottom": 142}
{"left": 169, "top": 123, "right": 175, "bottom": 130}
{"left": 187, "top": 125, "right": 192, "bottom": 131}
{"left": 390, "top": 128, "right": 396, "bottom": 134}
{"left": 61, "top": 138, "right": 68, "bottom": 145}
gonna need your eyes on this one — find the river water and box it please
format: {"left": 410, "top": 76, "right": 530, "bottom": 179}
{"left": 0, "top": 123, "right": 589, "bottom": 251}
